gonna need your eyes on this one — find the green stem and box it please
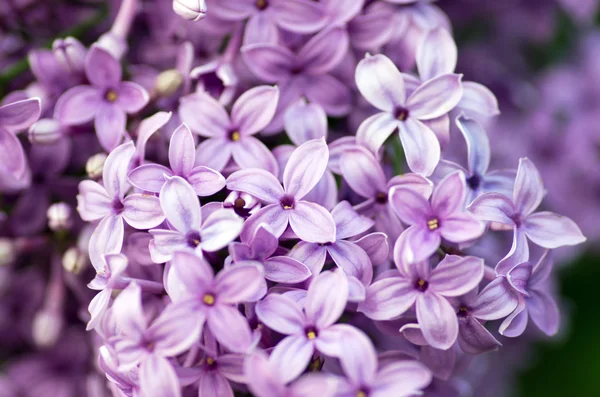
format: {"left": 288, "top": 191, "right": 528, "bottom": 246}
{"left": 389, "top": 136, "right": 405, "bottom": 175}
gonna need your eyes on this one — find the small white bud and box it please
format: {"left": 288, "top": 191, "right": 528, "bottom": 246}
{"left": 173, "top": 0, "right": 207, "bottom": 22}
{"left": 32, "top": 309, "right": 63, "bottom": 348}
{"left": 62, "top": 247, "right": 87, "bottom": 274}
{"left": 0, "top": 239, "right": 16, "bottom": 267}
{"left": 86, "top": 153, "right": 107, "bottom": 179}
{"left": 154, "top": 69, "right": 184, "bottom": 97}
{"left": 52, "top": 37, "right": 87, "bottom": 75}
{"left": 47, "top": 202, "right": 72, "bottom": 232}
{"left": 29, "top": 118, "right": 63, "bottom": 144}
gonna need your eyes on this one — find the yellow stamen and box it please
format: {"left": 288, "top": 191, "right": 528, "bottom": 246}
{"left": 231, "top": 131, "right": 241, "bottom": 141}
{"left": 306, "top": 330, "right": 317, "bottom": 340}
{"left": 206, "top": 357, "right": 215, "bottom": 365}
{"left": 105, "top": 90, "right": 118, "bottom": 102}
{"left": 203, "top": 293, "right": 215, "bottom": 306}
{"left": 427, "top": 218, "right": 439, "bottom": 230}
{"left": 357, "top": 392, "right": 367, "bottom": 397}
{"left": 256, "top": 0, "right": 267, "bottom": 9}
{"left": 417, "top": 279, "right": 426, "bottom": 287}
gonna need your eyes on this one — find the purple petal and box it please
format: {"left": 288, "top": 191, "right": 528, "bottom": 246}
{"left": 334, "top": 325, "right": 377, "bottom": 385}
{"left": 248, "top": 223, "right": 279, "bottom": 257}
{"left": 399, "top": 118, "right": 441, "bottom": 176}
{"left": 298, "top": 26, "right": 348, "bottom": 74}
{"left": 471, "top": 277, "right": 519, "bottom": 320}
{"left": 232, "top": 85, "right": 279, "bottom": 136}
{"left": 116, "top": 82, "right": 149, "bottom": 113}
{"left": 215, "top": 264, "right": 265, "bottom": 303}
{"left": 111, "top": 281, "right": 146, "bottom": 337}
{"left": 287, "top": 241, "right": 327, "bottom": 274}
{"left": 245, "top": 13, "right": 280, "bottom": 45}
{"left": 499, "top": 297, "right": 528, "bottom": 337}
{"left": 522, "top": 211, "right": 586, "bottom": 248}
{"left": 148, "top": 229, "right": 187, "bottom": 263}
{"left": 340, "top": 145, "right": 388, "bottom": 199}
{"left": 416, "top": 292, "right": 458, "bottom": 350}
{"left": 256, "top": 293, "right": 306, "bottom": 335}
{"left": 395, "top": 225, "right": 441, "bottom": 265}
{"left": 85, "top": 46, "right": 122, "bottom": 87}
{"left": 348, "top": 2, "right": 395, "bottom": 51}
{"left": 530, "top": 250, "right": 553, "bottom": 287}
{"left": 406, "top": 74, "right": 463, "bottom": 120}
{"left": 467, "top": 192, "right": 516, "bottom": 225}
{"left": 387, "top": 172, "right": 434, "bottom": 197}
{"left": 187, "top": 166, "right": 226, "bottom": 196}
{"left": 303, "top": 169, "right": 337, "bottom": 211}
{"left": 244, "top": 353, "right": 286, "bottom": 397}
{"left": 122, "top": 193, "right": 165, "bottom": 229}
{"left": 227, "top": 168, "right": 284, "bottom": 203}
{"left": 429, "top": 255, "right": 484, "bottom": 297}
{"left": 87, "top": 289, "right": 112, "bottom": 331}
{"left": 289, "top": 201, "right": 336, "bottom": 243}
{"left": 497, "top": 230, "right": 531, "bottom": 277}
{"left": 200, "top": 209, "right": 244, "bottom": 252}
{"left": 198, "top": 372, "right": 233, "bottom": 397}
{"left": 241, "top": 44, "right": 295, "bottom": 82}
{"left": 305, "top": 269, "right": 349, "bottom": 329}
{"left": 232, "top": 136, "right": 279, "bottom": 175}
{"left": 269, "top": 334, "right": 314, "bottom": 384}
{"left": 95, "top": 104, "right": 126, "bottom": 151}
{"left": 128, "top": 164, "right": 172, "bottom": 193}
{"left": 358, "top": 277, "right": 418, "bottom": 321}
{"left": 527, "top": 289, "right": 559, "bottom": 336}
{"left": 458, "top": 81, "right": 500, "bottom": 118}
{"left": 419, "top": 345, "right": 455, "bottom": 381}
{"left": 207, "top": 304, "right": 254, "bottom": 353}
{"left": 0, "top": 127, "right": 27, "bottom": 178}
{"left": 272, "top": 0, "right": 327, "bottom": 34}
{"left": 76, "top": 180, "right": 111, "bottom": 221}
{"left": 171, "top": 250, "right": 213, "bottom": 296}
{"left": 264, "top": 256, "right": 312, "bottom": 283}
{"left": 218, "top": 353, "right": 247, "bottom": 383}
{"left": 389, "top": 187, "right": 431, "bottom": 225}
{"left": 210, "top": 0, "right": 255, "bottom": 20}
{"left": 304, "top": 74, "right": 352, "bottom": 116}
{"left": 139, "top": 355, "right": 181, "bottom": 397}
{"left": 328, "top": 241, "right": 373, "bottom": 285}
{"left": 179, "top": 92, "right": 230, "bottom": 138}
{"left": 372, "top": 360, "right": 432, "bottom": 397}
{"left": 103, "top": 140, "right": 135, "bottom": 200}
{"left": 0, "top": 98, "right": 41, "bottom": 131}
{"left": 241, "top": 204, "right": 289, "bottom": 242}
{"left": 284, "top": 98, "right": 327, "bottom": 146}
{"left": 195, "top": 138, "right": 233, "bottom": 171}
{"left": 159, "top": 176, "right": 202, "bottom": 233}
{"left": 416, "top": 27, "right": 457, "bottom": 81}
{"left": 331, "top": 200, "right": 374, "bottom": 240}
{"left": 54, "top": 85, "right": 100, "bottom": 125}
{"left": 354, "top": 232, "right": 389, "bottom": 266}
{"left": 290, "top": 374, "right": 337, "bottom": 397}
{"left": 455, "top": 115, "right": 491, "bottom": 176}
{"left": 513, "top": 158, "right": 544, "bottom": 217}
{"left": 507, "top": 262, "right": 533, "bottom": 295}
{"left": 355, "top": 53, "right": 405, "bottom": 112}
{"left": 135, "top": 111, "right": 172, "bottom": 161}
{"left": 148, "top": 303, "right": 203, "bottom": 357}
{"left": 88, "top": 215, "right": 124, "bottom": 271}
{"left": 439, "top": 213, "right": 484, "bottom": 243}
{"left": 432, "top": 171, "right": 466, "bottom": 218}
{"left": 169, "top": 123, "right": 196, "bottom": 176}
{"left": 283, "top": 138, "right": 329, "bottom": 200}
{"left": 458, "top": 317, "right": 501, "bottom": 354}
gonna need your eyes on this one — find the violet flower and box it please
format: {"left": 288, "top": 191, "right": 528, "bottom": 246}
{"left": 179, "top": 85, "right": 280, "bottom": 174}
{"left": 55, "top": 46, "right": 149, "bottom": 151}
{"left": 354, "top": 53, "right": 463, "bottom": 175}
{"left": 226, "top": 138, "right": 336, "bottom": 244}
{"left": 222, "top": 190, "right": 261, "bottom": 219}
{"left": 168, "top": 251, "right": 266, "bottom": 353}
{"left": 128, "top": 123, "right": 225, "bottom": 196}
{"left": 229, "top": 224, "right": 312, "bottom": 284}
{"left": 391, "top": 171, "right": 484, "bottom": 264}
{"left": 255, "top": 269, "right": 350, "bottom": 382}
{"left": 149, "top": 176, "right": 243, "bottom": 263}
{"left": 359, "top": 254, "right": 484, "bottom": 350}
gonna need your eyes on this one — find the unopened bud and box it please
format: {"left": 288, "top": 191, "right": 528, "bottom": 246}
{"left": 32, "top": 309, "right": 63, "bottom": 348}
{"left": 28, "top": 118, "right": 63, "bottom": 144}
{"left": 86, "top": 153, "right": 107, "bottom": 179}
{"left": 47, "top": 202, "right": 72, "bottom": 231}
{"left": 173, "top": 0, "right": 207, "bottom": 22}
{"left": 0, "top": 239, "right": 16, "bottom": 267}
{"left": 154, "top": 69, "right": 184, "bottom": 97}
{"left": 62, "top": 247, "right": 87, "bottom": 274}
{"left": 52, "top": 37, "right": 87, "bottom": 75}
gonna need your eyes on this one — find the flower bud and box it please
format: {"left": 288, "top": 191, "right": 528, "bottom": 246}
{"left": 173, "top": 0, "right": 207, "bottom": 22}
{"left": 52, "top": 37, "right": 87, "bottom": 75}
{"left": 28, "top": 118, "right": 63, "bottom": 144}
{"left": 62, "top": 247, "right": 87, "bottom": 274}
{"left": 32, "top": 309, "right": 63, "bottom": 348}
{"left": 154, "top": 69, "right": 184, "bottom": 97}
{"left": 47, "top": 202, "right": 72, "bottom": 232}
{"left": 0, "top": 239, "right": 16, "bottom": 267}
{"left": 86, "top": 153, "right": 107, "bottom": 179}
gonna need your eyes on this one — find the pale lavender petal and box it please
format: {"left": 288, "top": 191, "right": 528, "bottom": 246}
{"left": 95, "top": 104, "right": 126, "bottom": 151}
{"left": 481, "top": 169, "right": 516, "bottom": 197}
{"left": 0, "top": 127, "right": 27, "bottom": 178}
{"left": 416, "top": 27, "right": 457, "bottom": 81}
{"left": 195, "top": 138, "right": 233, "bottom": 171}
{"left": 86, "top": 289, "right": 112, "bottom": 331}
{"left": 429, "top": 255, "right": 484, "bottom": 297}
{"left": 305, "top": 269, "right": 348, "bottom": 328}
{"left": 264, "top": 256, "right": 312, "bottom": 283}
{"left": 283, "top": 138, "right": 329, "bottom": 200}
{"left": 122, "top": 193, "right": 165, "bottom": 229}
{"left": 76, "top": 180, "right": 111, "bottom": 221}
{"left": 431, "top": 171, "right": 466, "bottom": 219}
{"left": 527, "top": 290, "right": 559, "bottom": 336}
{"left": 471, "top": 277, "right": 519, "bottom": 320}
{"left": 331, "top": 325, "right": 377, "bottom": 385}
{"left": 0, "top": 98, "right": 41, "bottom": 131}
{"left": 255, "top": 293, "right": 306, "bottom": 335}
{"left": 388, "top": 187, "right": 431, "bottom": 225}
{"left": 507, "top": 262, "right": 533, "bottom": 295}
{"left": 209, "top": 0, "right": 255, "bottom": 20}
{"left": 290, "top": 374, "right": 337, "bottom": 397}
{"left": 248, "top": 223, "right": 279, "bottom": 257}
{"left": 207, "top": 304, "right": 254, "bottom": 353}
{"left": 244, "top": 353, "right": 286, "bottom": 397}
{"left": 135, "top": 111, "right": 172, "bottom": 161}
{"left": 398, "top": 117, "right": 441, "bottom": 176}
{"left": 218, "top": 354, "right": 247, "bottom": 383}
{"left": 420, "top": 345, "right": 455, "bottom": 381}
{"left": 513, "top": 158, "right": 544, "bottom": 217}
{"left": 406, "top": 74, "right": 463, "bottom": 120}
{"left": 160, "top": 176, "right": 201, "bottom": 233}
{"left": 148, "top": 303, "right": 203, "bottom": 357}
{"left": 139, "top": 355, "right": 181, "bottom": 397}
{"left": 458, "top": 81, "right": 500, "bottom": 118}
{"left": 198, "top": 372, "right": 233, "bottom": 397}
{"left": 303, "top": 169, "right": 337, "bottom": 211}
{"left": 89, "top": 215, "right": 124, "bottom": 270}
{"left": 127, "top": 164, "right": 172, "bottom": 193}
{"left": 458, "top": 317, "right": 501, "bottom": 354}
{"left": 358, "top": 277, "right": 418, "bottom": 321}
{"left": 284, "top": 98, "right": 327, "bottom": 146}
{"left": 328, "top": 241, "right": 373, "bottom": 285}
{"left": 116, "top": 82, "right": 149, "bottom": 113}
{"left": 372, "top": 360, "right": 432, "bottom": 397}
{"left": 232, "top": 85, "right": 279, "bottom": 136}
{"left": 269, "top": 335, "right": 314, "bottom": 384}
{"left": 86, "top": 46, "right": 122, "bottom": 87}
{"left": 148, "top": 229, "right": 186, "bottom": 263}
{"left": 467, "top": 192, "right": 516, "bottom": 225}
{"left": 396, "top": 225, "right": 441, "bottom": 264}
{"left": 530, "top": 250, "right": 553, "bottom": 287}
{"left": 232, "top": 136, "right": 279, "bottom": 175}
{"left": 200, "top": 209, "right": 244, "bottom": 252}
{"left": 455, "top": 115, "right": 491, "bottom": 176}
{"left": 348, "top": 2, "right": 395, "bottom": 50}
{"left": 423, "top": 114, "right": 450, "bottom": 148}
{"left": 354, "top": 232, "right": 389, "bottom": 266}
{"left": 331, "top": 200, "right": 374, "bottom": 240}
{"left": 439, "top": 213, "right": 485, "bottom": 243}
{"left": 499, "top": 298, "right": 528, "bottom": 337}
{"left": 522, "top": 211, "right": 586, "bottom": 248}
{"left": 304, "top": 73, "right": 352, "bottom": 116}
{"left": 244, "top": 13, "right": 279, "bottom": 45}
{"left": 169, "top": 124, "right": 196, "bottom": 176}
{"left": 240, "top": 204, "right": 289, "bottom": 242}
{"left": 187, "top": 166, "right": 226, "bottom": 196}
{"left": 340, "top": 145, "right": 388, "bottom": 199}
{"left": 355, "top": 53, "right": 405, "bottom": 112}
{"left": 103, "top": 140, "right": 135, "bottom": 200}
{"left": 298, "top": 26, "right": 348, "bottom": 74}
{"left": 227, "top": 168, "right": 284, "bottom": 203}
{"left": 416, "top": 292, "right": 458, "bottom": 350}
{"left": 241, "top": 44, "right": 295, "bottom": 82}
{"left": 387, "top": 172, "right": 434, "bottom": 198}
{"left": 329, "top": 136, "right": 355, "bottom": 173}
{"left": 215, "top": 264, "right": 265, "bottom": 303}
{"left": 54, "top": 86, "right": 100, "bottom": 125}
{"left": 272, "top": 0, "right": 327, "bottom": 34}
{"left": 171, "top": 251, "right": 213, "bottom": 295}
{"left": 287, "top": 241, "right": 327, "bottom": 274}
{"left": 289, "top": 201, "right": 336, "bottom": 243}
{"left": 179, "top": 92, "right": 230, "bottom": 138}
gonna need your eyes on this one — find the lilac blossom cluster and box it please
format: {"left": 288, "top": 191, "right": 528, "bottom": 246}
{"left": 0, "top": 0, "right": 589, "bottom": 396}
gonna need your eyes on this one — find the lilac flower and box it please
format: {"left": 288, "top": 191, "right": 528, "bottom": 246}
{"left": 229, "top": 224, "right": 312, "bottom": 284}
{"left": 168, "top": 251, "right": 266, "bottom": 353}
{"left": 226, "top": 138, "right": 336, "bottom": 243}
{"left": 283, "top": 98, "right": 327, "bottom": 146}
{"left": 211, "top": 0, "right": 326, "bottom": 45}
{"left": 111, "top": 282, "right": 201, "bottom": 397}
{"left": 359, "top": 254, "right": 484, "bottom": 349}
{"left": 179, "top": 85, "right": 280, "bottom": 174}
{"left": 222, "top": 190, "right": 261, "bottom": 219}
{"left": 128, "top": 123, "right": 225, "bottom": 196}
{"left": 354, "top": 53, "right": 463, "bottom": 175}
{"left": 55, "top": 46, "right": 149, "bottom": 151}
{"left": 287, "top": 201, "right": 385, "bottom": 301}
{"left": 468, "top": 158, "right": 586, "bottom": 254}
{"left": 433, "top": 116, "right": 515, "bottom": 203}
{"left": 149, "top": 176, "right": 243, "bottom": 263}
{"left": 334, "top": 326, "right": 432, "bottom": 397}
{"left": 245, "top": 351, "right": 336, "bottom": 397}
{"left": 0, "top": 98, "right": 41, "bottom": 180}
{"left": 499, "top": 250, "right": 560, "bottom": 337}
{"left": 77, "top": 141, "right": 165, "bottom": 233}
{"left": 416, "top": 27, "right": 499, "bottom": 118}
{"left": 255, "top": 270, "right": 351, "bottom": 381}
{"left": 242, "top": 27, "right": 351, "bottom": 133}
{"left": 339, "top": 145, "right": 432, "bottom": 242}
{"left": 391, "top": 171, "right": 484, "bottom": 264}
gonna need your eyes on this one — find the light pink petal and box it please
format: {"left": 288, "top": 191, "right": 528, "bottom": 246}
{"left": 127, "top": 164, "right": 172, "bottom": 193}
{"left": 358, "top": 277, "right": 418, "bottom": 321}
{"left": 194, "top": 138, "right": 233, "bottom": 171}
{"left": 283, "top": 138, "right": 329, "bottom": 199}
{"left": 179, "top": 92, "right": 230, "bottom": 138}
{"left": 416, "top": 292, "right": 458, "bottom": 350}
{"left": 522, "top": 211, "right": 586, "bottom": 248}
{"left": 95, "top": 104, "right": 126, "bottom": 151}
{"left": 226, "top": 168, "right": 283, "bottom": 203}
{"left": 398, "top": 118, "right": 441, "bottom": 176}
{"left": 406, "top": 74, "right": 463, "bottom": 120}
{"left": 429, "top": 255, "right": 484, "bottom": 297}
{"left": 122, "top": 193, "right": 165, "bottom": 229}
{"left": 289, "top": 201, "right": 336, "bottom": 244}
{"left": 159, "top": 176, "right": 202, "bottom": 233}
{"left": 232, "top": 136, "right": 279, "bottom": 175}
{"left": 355, "top": 53, "right": 405, "bottom": 112}
{"left": 255, "top": 293, "right": 306, "bottom": 335}
{"left": 54, "top": 85, "right": 100, "bottom": 125}
{"left": 232, "top": 85, "right": 279, "bottom": 136}
{"left": 416, "top": 27, "right": 457, "bottom": 81}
